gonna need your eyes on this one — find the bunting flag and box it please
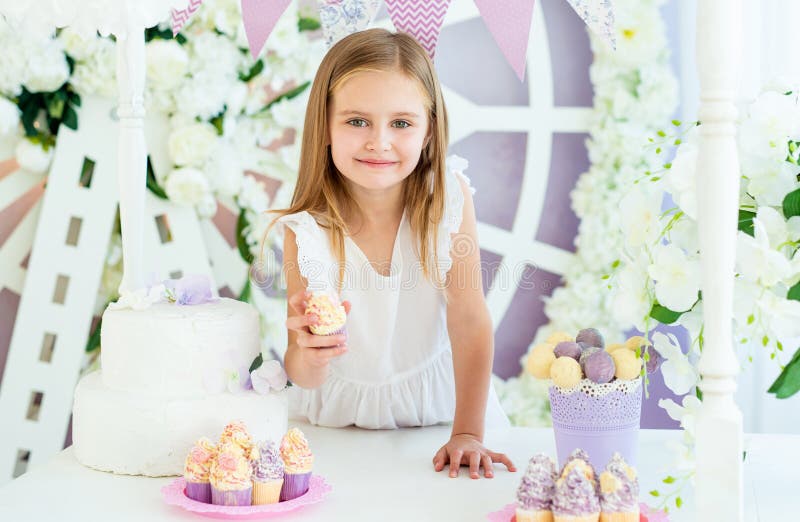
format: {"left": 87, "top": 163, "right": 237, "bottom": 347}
{"left": 318, "top": 0, "right": 382, "bottom": 49}
{"left": 171, "top": 0, "right": 204, "bottom": 36}
{"left": 565, "top": 0, "right": 616, "bottom": 49}
{"left": 385, "top": 0, "right": 452, "bottom": 59}
{"left": 241, "top": 0, "right": 293, "bottom": 60}
{"left": 473, "top": 0, "right": 535, "bottom": 81}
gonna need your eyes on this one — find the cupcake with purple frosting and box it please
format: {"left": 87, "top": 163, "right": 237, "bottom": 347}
{"left": 250, "top": 440, "right": 284, "bottom": 505}
{"left": 599, "top": 453, "right": 639, "bottom": 522}
{"left": 552, "top": 466, "right": 601, "bottom": 522}
{"left": 561, "top": 449, "right": 597, "bottom": 488}
{"left": 183, "top": 437, "right": 217, "bottom": 503}
{"left": 516, "top": 454, "right": 557, "bottom": 522}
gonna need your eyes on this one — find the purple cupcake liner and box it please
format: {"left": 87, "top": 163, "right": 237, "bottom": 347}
{"left": 211, "top": 485, "right": 253, "bottom": 506}
{"left": 310, "top": 326, "right": 347, "bottom": 347}
{"left": 185, "top": 481, "right": 211, "bottom": 504}
{"left": 280, "top": 472, "right": 311, "bottom": 502}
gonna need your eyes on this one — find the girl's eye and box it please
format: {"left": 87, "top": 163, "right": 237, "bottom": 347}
{"left": 392, "top": 120, "right": 411, "bottom": 129}
{"left": 347, "top": 118, "right": 368, "bottom": 127}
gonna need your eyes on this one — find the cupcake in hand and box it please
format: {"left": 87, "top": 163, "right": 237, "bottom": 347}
{"left": 599, "top": 453, "right": 639, "bottom": 522}
{"left": 305, "top": 291, "right": 347, "bottom": 338}
{"left": 250, "top": 440, "right": 284, "bottom": 505}
{"left": 516, "top": 454, "right": 557, "bottom": 522}
{"left": 279, "top": 428, "right": 314, "bottom": 501}
{"left": 210, "top": 443, "right": 253, "bottom": 506}
{"left": 183, "top": 437, "right": 217, "bottom": 503}
{"left": 552, "top": 466, "right": 601, "bottom": 522}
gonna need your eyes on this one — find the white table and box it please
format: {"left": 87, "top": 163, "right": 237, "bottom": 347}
{"left": 0, "top": 422, "right": 794, "bottom": 521}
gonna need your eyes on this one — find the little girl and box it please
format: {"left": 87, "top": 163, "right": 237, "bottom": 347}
{"left": 266, "top": 28, "right": 514, "bottom": 480}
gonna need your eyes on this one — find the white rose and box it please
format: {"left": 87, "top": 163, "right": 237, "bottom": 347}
{"left": 164, "top": 167, "right": 211, "bottom": 206}
{"left": 205, "top": 142, "right": 243, "bottom": 197}
{"left": 196, "top": 193, "right": 218, "bottom": 218}
{"left": 146, "top": 39, "right": 188, "bottom": 91}
{"left": 23, "top": 40, "right": 70, "bottom": 93}
{"left": 15, "top": 139, "right": 53, "bottom": 173}
{"left": 167, "top": 123, "right": 218, "bottom": 167}
{"left": 0, "top": 97, "right": 20, "bottom": 135}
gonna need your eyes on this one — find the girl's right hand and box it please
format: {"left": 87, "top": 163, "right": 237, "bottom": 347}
{"left": 286, "top": 290, "right": 351, "bottom": 369}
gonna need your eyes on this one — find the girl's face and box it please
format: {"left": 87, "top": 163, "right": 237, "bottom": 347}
{"left": 328, "top": 69, "right": 430, "bottom": 193}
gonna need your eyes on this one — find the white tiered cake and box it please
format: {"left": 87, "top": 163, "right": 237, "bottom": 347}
{"left": 72, "top": 297, "right": 288, "bottom": 476}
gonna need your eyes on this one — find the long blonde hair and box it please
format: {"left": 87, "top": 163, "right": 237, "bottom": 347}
{"left": 264, "top": 28, "right": 449, "bottom": 290}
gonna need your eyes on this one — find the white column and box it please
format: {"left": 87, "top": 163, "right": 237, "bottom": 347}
{"left": 115, "top": 22, "right": 147, "bottom": 294}
{"left": 694, "top": 1, "right": 744, "bottom": 520}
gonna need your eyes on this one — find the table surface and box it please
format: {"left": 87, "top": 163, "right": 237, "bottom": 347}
{"left": 0, "top": 421, "right": 794, "bottom": 522}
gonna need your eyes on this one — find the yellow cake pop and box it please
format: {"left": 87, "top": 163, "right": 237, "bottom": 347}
{"left": 550, "top": 356, "right": 582, "bottom": 389}
{"left": 605, "top": 342, "right": 626, "bottom": 353}
{"left": 546, "top": 331, "right": 574, "bottom": 345}
{"left": 611, "top": 348, "right": 642, "bottom": 380}
{"left": 525, "top": 348, "right": 556, "bottom": 379}
{"left": 624, "top": 335, "right": 650, "bottom": 354}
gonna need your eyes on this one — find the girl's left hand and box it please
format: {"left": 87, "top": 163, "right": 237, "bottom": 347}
{"left": 432, "top": 434, "right": 516, "bottom": 479}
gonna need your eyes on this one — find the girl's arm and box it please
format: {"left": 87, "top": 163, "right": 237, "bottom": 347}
{"left": 283, "top": 228, "right": 349, "bottom": 389}
{"left": 433, "top": 175, "right": 515, "bottom": 479}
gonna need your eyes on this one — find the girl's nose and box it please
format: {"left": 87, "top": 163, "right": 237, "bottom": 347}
{"left": 366, "top": 128, "right": 392, "bottom": 151}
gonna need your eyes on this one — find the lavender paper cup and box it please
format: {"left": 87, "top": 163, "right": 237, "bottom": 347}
{"left": 549, "top": 379, "right": 642, "bottom": 471}
{"left": 210, "top": 485, "right": 253, "bottom": 506}
{"left": 280, "top": 471, "right": 311, "bottom": 501}
{"left": 185, "top": 481, "right": 211, "bottom": 504}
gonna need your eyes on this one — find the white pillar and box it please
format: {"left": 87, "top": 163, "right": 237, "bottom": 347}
{"left": 694, "top": 1, "right": 744, "bottom": 520}
{"left": 115, "top": 22, "right": 147, "bottom": 294}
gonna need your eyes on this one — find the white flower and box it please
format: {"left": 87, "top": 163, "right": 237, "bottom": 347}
{"left": 612, "top": 255, "right": 652, "bottom": 331}
{"left": 164, "top": 167, "right": 211, "bottom": 206}
{"left": 739, "top": 91, "right": 800, "bottom": 165}
{"left": 652, "top": 332, "right": 699, "bottom": 395}
{"left": 744, "top": 159, "right": 799, "bottom": 207}
{"left": 69, "top": 37, "right": 116, "bottom": 97}
{"left": 664, "top": 141, "right": 698, "bottom": 219}
{"left": 237, "top": 175, "right": 270, "bottom": 214}
{"left": 196, "top": 194, "right": 218, "bottom": 218}
{"left": 146, "top": 39, "right": 188, "bottom": 91}
{"left": 648, "top": 243, "right": 701, "bottom": 312}
{"left": 659, "top": 394, "right": 702, "bottom": 437}
{"left": 205, "top": 141, "right": 243, "bottom": 197}
{"left": 108, "top": 284, "right": 167, "bottom": 311}
{"left": 0, "top": 97, "right": 20, "bottom": 135}
{"left": 736, "top": 218, "right": 792, "bottom": 286}
{"left": 668, "top": 214, "right": 699, "bottom": 254}
{"left": 15, "top": 139, "right": 53, "bottom": 173}
{"left": 619, "top": 186, "right": 664, "bottom": 248}
{"left": 250, "top": 359, "right": 288, "bottom": 394}
{"left": 167, "top": 123, "right": 219, "bottom": 167}
{"left": 23, "top": 39, "right": 70, "bottom": 93}
{"left": 757, "top": 289, "right": 800, "bottom": 346}
{"left": 225, "top": 81, "right": 248, "bottom": 116}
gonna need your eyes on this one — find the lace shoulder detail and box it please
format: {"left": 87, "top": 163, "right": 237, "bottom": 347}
{"left": 437, "top": 154, "right": 475, "bottom": 281}
{"left": 277, "top": 211, "right": 335, "bottom": 292}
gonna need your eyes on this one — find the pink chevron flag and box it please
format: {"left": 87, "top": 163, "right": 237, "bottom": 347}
{"left": 241, "top": 0, "right": 293, "bottom": 60}
{"left": 385, "top": 0, "right": 452, "bottom": 59}
{"left": 474, "top": 0, "right": 535, "bottom": 81}
{"left": 171, "top": 0, "right": 204, "bottom": 36}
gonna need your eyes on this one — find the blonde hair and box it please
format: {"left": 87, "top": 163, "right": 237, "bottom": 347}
{"left": 263, "top": 28, "right": 449, "bottom": 291}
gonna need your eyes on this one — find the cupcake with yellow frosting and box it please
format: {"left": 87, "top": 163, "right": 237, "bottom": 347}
{"left": 304, "top": 291, "right": 347, "bottom": 337}
{"left": 210, "top": 443, "right": 252, "bottom": 506}
{"left": 183, "top": 437, "right": 217, "bottom": 503}
{"left": 219, "top": 420, "right": 254, "bottom": 459}
{"left": 250, "top": 440, "right": 284, "bottom": 505}
{"left": 279, "top": 428, "right": 314, "bottom": 501}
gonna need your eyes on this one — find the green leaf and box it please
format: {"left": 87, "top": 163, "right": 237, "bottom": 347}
{"left": 210, "top": 114, "right": 224, "bottom": 136}
{"left": 298, "top": 17, "right": 321, "bottom": 32}
{"left": 46, "top": 95, "right": 65, "bottom": 119}
{"left": 676, "top": 497, "right": 683, "bottom": 508}
{"left": 145, "top": 159, "right": 168, "bottom": 200}
{"left": 62, "top": 105, "right": 78, "bottom": 130}
{"left": 696, "top": 387, "right": 703, "bottom": 401}
{"left": 239, "top": 59, "right": 264, "bottom": 83}
{"left": 662, "top": 476, "right": 676, "bottom": 484}
{"left": 649, "top": 302, "right": 684, "bottom": 324}
{"left": 239, "top": 278, "right": 251, "bottom": 303}
{"left": 611, "top": 259, "right": 620, "bottom": 268}
{"left": 649, "top": 490, "right": 660, "bottom": 497}
{"left": 768, "top": 347, "right": 800, "bottom": 398}
{"left": 657, "top": 130, "right": 666, "bottom": 137}
{"left": 265, "top": 81, "right": 311, "bottom": 110}
{"left": 788, "top": 282, "right": 800, "bottom": 302}
{"left": 248, "top": 353, "right": 263, "bottom": 373}
{"left": 671, "top": 119, "right": 681, "bottom": 126}
{"left": 71, "top": 92, "right": 81, "bottom": 107}
{"left": 783, "top": 188, "right": 800, "bottom": 218}
{"left": 85, "top": 316, "right": 102, "bottom": 352}
{"left": 747, "top": 314, "right": 755, "bottom": 324}
{"left": 236, "top": 209, "right": 255, "bottom": 264}
{"left": 738, "top": 209, "right": 756, "bottom": 236}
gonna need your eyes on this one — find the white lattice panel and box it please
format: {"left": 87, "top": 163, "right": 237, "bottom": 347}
{"left": 0, "top": 97, "right": 215, "bottom": 485}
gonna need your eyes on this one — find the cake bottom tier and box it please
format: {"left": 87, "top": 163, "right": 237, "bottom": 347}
{"left": 72, "top": 371, "right": 288, "bottom": 476}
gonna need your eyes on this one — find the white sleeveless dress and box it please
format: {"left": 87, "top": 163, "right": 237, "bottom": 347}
{"left": 278, "top": 156, "right": 509, "bottom": 430}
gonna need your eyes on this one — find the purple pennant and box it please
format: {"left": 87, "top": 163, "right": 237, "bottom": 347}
{"left": 241, "top": 0, "right": 294, "bottom": 60}
{"left": 171, "top": 0, "right": 204, "bottom": 36}
{"left": 565, "top": 0, "right": 616, "bottom": 49}
{"left": 474, "top": 0, "right": 535, "bottom": 82}
{"left": 385, "top": 0, "right": 452, "bottom": 59}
